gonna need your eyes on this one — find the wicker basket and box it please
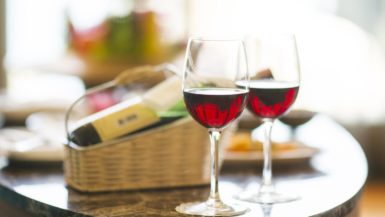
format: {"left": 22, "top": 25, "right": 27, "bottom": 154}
{"left": 64, "top": 117, "right": 233, "bottom": 192}
{"left": 64, "top": 118, "right": 231, "bottom": 192}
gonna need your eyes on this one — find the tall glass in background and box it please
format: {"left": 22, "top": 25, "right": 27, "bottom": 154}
{"left": 236, "top": 34, "right": 301, "bottom": 204}
{"left": 176, "top": 38, "right": 249, "bottom": 216}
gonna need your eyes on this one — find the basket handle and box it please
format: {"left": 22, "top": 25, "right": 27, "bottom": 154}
{"left": 64, "top": 63, "right": 180, "bottom": 146}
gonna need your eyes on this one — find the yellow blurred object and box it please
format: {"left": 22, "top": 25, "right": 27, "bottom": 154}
{"left": 228, "top": 132, "right": 299, "bottom": 152}
{"left": 227, "top": 132, "right": 255, "bottom": 152}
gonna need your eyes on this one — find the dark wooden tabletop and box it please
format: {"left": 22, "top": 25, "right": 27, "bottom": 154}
{"left": 0, "top": 115, "right": 368, "bottom": 217}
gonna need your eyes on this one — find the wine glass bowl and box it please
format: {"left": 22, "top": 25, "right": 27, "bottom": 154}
{"left": 176, "top": 38, "right": 249, "bottom": 216}
{"left": 236, "top": 34, "right": 301, "bottom": 204}
{"left": 184, "top": 88, "right": 248, "bottom": 129}
{"left": 241, "top": 78, "right": 299, "bottom": 119}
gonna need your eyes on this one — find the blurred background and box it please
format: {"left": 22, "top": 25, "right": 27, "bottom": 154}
{"left": 0, "top": 0, "right": 385, "bottom": 215}
{"left": 3, "top": 0, "right": 385, "bottom": 171}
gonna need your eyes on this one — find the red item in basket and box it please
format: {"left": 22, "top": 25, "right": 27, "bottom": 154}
{"left": 87, "top": 90, "right": 118, "bottom": 113}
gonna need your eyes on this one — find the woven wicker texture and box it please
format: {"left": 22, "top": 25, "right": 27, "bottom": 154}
{"left": 64, "top": 117, "right": 232, "bottom": 192}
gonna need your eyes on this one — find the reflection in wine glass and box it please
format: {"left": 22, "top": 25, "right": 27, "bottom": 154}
{"left": 175, "top": 38, "right": 250, "bottom": 216}
{"left": 236, "top": 34, "right": 301, "bottom": 204}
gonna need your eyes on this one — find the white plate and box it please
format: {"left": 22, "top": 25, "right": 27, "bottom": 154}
{"left": 0, "top": 127, "right": 64, "bottom": 162}
{"left": 8, "top": 144, "right": 63, "bottom": 162}
{"left": 224, "top": 144, "right": 319, "bottom": 166}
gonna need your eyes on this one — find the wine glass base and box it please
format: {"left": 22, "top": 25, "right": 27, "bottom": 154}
{"left": 175, "top": 201, "right": 249, "bottom": 216}
{"left": 236, "top": 191, "right": 299, "bottom": 204}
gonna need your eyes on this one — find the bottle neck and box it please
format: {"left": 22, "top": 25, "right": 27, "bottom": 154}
{"left": 142, "top": 76, "right": 182, "bottom": 112}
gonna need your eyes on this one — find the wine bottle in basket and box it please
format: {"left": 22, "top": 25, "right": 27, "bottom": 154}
{"left": 70, "top": 76, "right": 187, "bottom": 146}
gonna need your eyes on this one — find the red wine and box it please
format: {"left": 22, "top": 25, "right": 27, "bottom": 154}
{"left": 184, "top": 88, "right": 248, "bottom": 129}
{"left": 242, "top": 80, "right": 299, "bottom": 119}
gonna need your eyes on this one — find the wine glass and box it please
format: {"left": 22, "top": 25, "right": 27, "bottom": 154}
{"left": 175, "top": 38, "right": 249, "bottom": 216}
{"left": 236, "top": 34, "right": 301, "bottom": 204}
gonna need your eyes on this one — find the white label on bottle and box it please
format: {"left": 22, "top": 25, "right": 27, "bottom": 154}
{"left": 92, "top": 102, "right": 160, "bottom": 141}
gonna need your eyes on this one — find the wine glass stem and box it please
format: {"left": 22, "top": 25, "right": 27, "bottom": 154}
{"left": 208, "top": 130, "right": 223, "bottom": 206}
{"left": 291, "top": 127, "right": 297, "bottom": 140}
{"left": 262, "top": 119, "right": 274, "bottom": 189}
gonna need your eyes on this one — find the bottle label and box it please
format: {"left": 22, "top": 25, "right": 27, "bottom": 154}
{"left": 92, "top": 102, "right": 160, "bottom": 141}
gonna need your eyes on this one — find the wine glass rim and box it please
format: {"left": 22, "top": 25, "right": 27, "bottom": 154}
{"left": 188, "top": 36, "right": 243, "bottom": 42}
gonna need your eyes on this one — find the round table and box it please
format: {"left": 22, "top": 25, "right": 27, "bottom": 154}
{"left": 0, "top": 115, "right": 368, "bottom": 216}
